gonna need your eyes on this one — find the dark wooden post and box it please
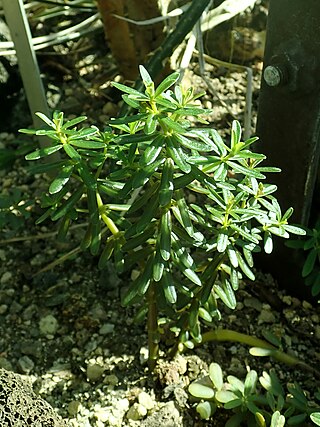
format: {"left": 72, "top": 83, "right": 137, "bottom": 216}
{"left": 256, "top": 0, "right": 320, "bottom": 298}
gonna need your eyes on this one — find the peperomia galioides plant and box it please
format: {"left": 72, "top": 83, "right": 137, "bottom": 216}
{"left": 20, "top": 65, "right": 305, "bottom": 370}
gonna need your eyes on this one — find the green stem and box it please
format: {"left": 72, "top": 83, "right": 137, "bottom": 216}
{"left": 200, "top": 329, "right": 320, "bottom": 378}
{"left": 147, "top": 281, "right": 159, "bottom": 371}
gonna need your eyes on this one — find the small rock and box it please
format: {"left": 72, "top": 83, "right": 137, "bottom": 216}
{"left": 138, "top": 391, "right": 154, "bottom": 411}
{"left": 0, "top": 356, "right": 13, "bottom": 370}
{"left": 68, "top": 400, "right": 81, "bottom": 416}
{"left": 141, "top": 401, "right": 181, "bottom": 427}
{"left": 0, "top": 271, "right": 12, "bottom": 285}
{"left": 10, "top": 301, "right": 23, "bottom": 313}
{"left": 20, "top": 341, "right": 42, "bottom": 359}
{"left": 0, "top": 249, "right": 6, "bottom": 261}
{"left": 258, "top": 309, "right": 276, "bottom": 324}
{"left": 127, "top": 403, "right": 147, "bottom": 421}
{"left": 17, "top": 355, "right": 35, "bottom": 373}
{"left": 39, "top": 314, "right": 59, "bottom": 336}
{"left": 282, "top": 295, "right": 292, "bottom": 305}
{"left": 311, "top": 314, "right": 319, "bottom": 323}
{"left": 0, "top": 304, "right": 8, "bottom": 314}
{"left": 302, "top": 300, "right": 313, "bottom": 310}
{"left": 139, "top": 347, "right": 149, "bottom": 365}
{"left": 243, "top": 297, "right": 262, "bottom": 311}
{"left": 86, "top": 363, "right": 105, "bottom": 382}
{"left": 99, "top": 323, "right": 115, "bottom": 335}
{"left": 315, "top": 326, "right": 320, "bottom": 340}
{"left": 104, "top": 374, "right": 119, "bottom": 386}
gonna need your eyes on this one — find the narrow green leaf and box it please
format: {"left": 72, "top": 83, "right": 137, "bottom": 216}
{"left": 63, "top": 144, "right": 81, "bottom": 161}
{"left": 174, "top": 133, "right": 214, "bottom": 152}
{"left": 302, "top": 249, "right": 317, "bottom": 277}
{"left": 126, "top": 183, "right": 159, "bottom": 215}
{"left": 166, "top": 136, "right": 191, "bottom": 173}
{"left": 51, "top": 186, "right": 83, "bottom": 221}
{"left": 122, "top": 254, "right": 154, "bottom": 305}
{"left": 264, "top": 231, "right": 273, "bottom": 254}
{"left": 139, "top": 64, "right": 153, "bottom": 84}
{"left": 236, "top": 251, "right": 255, "bottom": 280}
{"left": 139, "top": 135, "right": 164, "bottom": 166}
{"left": 144, "top": 114, "right": 157, "bottom": 134}
{"left": 135, "top": 193, "right": 159, "bottom": 234}
{"left": 231, "top": 120, "right": 242, "bottom": 148}
{"left": 112, "top": 81, "right": 148, "bottom": 98}
{"left": 217, "top": 231, "right": 229, "bottom": 253}
{"left": 171, "top": 233, "right": 195, "bottom": 269}
{"left": 230, "top": 267, "right": 239, "bottom": 290}
{"left": 25, "top": 144, "right": 62, "bottom": 160}
{"left": 132, "top": 158, "right": 164, "bottom": 188}
{"left": 62, "top": 115, "right": 87, "bottom": 129}
{"left": 77, "top": 164, "right": 97, "bottom": 190}
{"left": 69, "top": 140, "right": 106, "bottom": 149}
{"left": 153, "top": 251, "right": 165, "bottom": 282}
{"left": 198, "top": 307, "right": 212, "bottom": 322}
{"left": 230, "top": 223, "right": 259, "bottom": 244}
{"left": 175, "top": 190, "right": 194, "bottom": 237}
{"left": 160, "top": 117, "right": 187, "bottom": 134}
{"left": 110, "top": 113, "right": 148, "bottom": 125}
{"left": 283, "top": 224, "right": 306, "bottom": 235}
{"left": 49, "top": 164, "right": 74, "bottom": 194}
{"left": 154, "top": 71, "right": 180, "bottom": 97}
{"left": 98, "top": 235, "right": 116, "bottom": 269}
{"left": 35, "top": 112, "right": 55, "bottom": 128}
{"left": 161, "top": 268, "right": 177, "bottom": 303}
{"left": 214, "top": 278, "right": 236, "bottom": 309}
{"left": 122, "top": 225, "right": 155, "bottom": 252}
{"left": 159, "top": 157, "right": 174, "bottom": 207}
{"left": 227, "top": 246, "right": 238, "bottom": 268}
{"left": 159, "top": 210, "right": 172, "bottom": 261}
{"left": 227, "top": 160, "right": 265, "bottom": 179}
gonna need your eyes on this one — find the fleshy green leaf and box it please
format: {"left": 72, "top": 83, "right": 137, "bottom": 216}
{"left": 25, "top": 144, "right": 62, "bottom": 160}
{"left": 35, "top": 112, "right": 55, "bottom": 128}
{"left": 154, "top": 71, "right": 180, "bottom": 97}
{"left": 209, "top": 363, "right": 223, "bottom": 390}
{"left": 196, "top": 401, "right": 216, "bottom": 420}
{"left": 310, "top": 413, "right": 320, "bottom": 426}
{"left": 49, "top": 164, "right": 74, "bottom": 194}
{"left": 160, "top": 210, "right": 172, "bottom": 261}
{"left": 112, "top": 81, "right": 148, "bottom": 99}
{"left": 161, "top": 268, "right": 177, "bottom": 303}
{"left": 188, "top": 381, "right": 215, "bottom": 399}
{"left": 166, "top": 136, "right": 191, "bottom": 173}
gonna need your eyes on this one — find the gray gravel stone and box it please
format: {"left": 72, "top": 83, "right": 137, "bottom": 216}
{"left": 127, "top": 402, "right": 148, "bottom": 421}
{"left": 39, "top": 314, "right": 59, "bottom": 336}
{"left": 99, "top": 323, "right": 115, "bottom": 335}
{"left": 20, "top": 341, "right": 42, "bottom": 359}
{"left": 86, "top": 363, "right": 105, "bottom": 382}
{"left": 17, "top": 355, "right": 35, "bottom": 373}
{"left": 0, "top": 271, "right": 12, "bottom": 285}
{"left": 138, "top": 391, "right": 154, "bottom": 411}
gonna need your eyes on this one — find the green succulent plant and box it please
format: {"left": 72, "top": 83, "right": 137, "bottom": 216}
{"left": 20, "top": 65, "right": 305, "bottom": 369}
{"left": 189, "top": 363, "right": 320, "bottom": 426}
